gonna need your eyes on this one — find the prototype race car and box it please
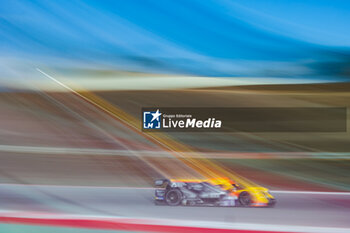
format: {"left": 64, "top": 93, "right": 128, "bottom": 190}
{"left": 154, "top": 178, "right": 276, "bottom": 207}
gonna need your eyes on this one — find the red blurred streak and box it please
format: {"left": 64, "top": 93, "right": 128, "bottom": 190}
{"left": 0, "top": 216, "right": 297, "bottom": 233}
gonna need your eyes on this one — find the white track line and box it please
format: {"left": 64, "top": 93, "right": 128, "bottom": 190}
{"left": 2, "top": 144, "right": 350, "bottom": 159}
{"left": 271, "top": 190, "right": 350, "bottom": 195}
{"left": 1, "top": 184, "right": 349, "bottom": 195}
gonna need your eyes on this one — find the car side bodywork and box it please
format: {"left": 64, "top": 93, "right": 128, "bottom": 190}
{"left": 154, "top": 177, "right": 276, "bottom": 207}
{"left": 210, "top": 177, "right": 276, "bottom": 207}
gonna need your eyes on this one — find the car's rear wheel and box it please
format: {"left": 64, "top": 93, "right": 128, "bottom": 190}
{"left": 238, "top": 191, "right": 251, "bottom": 206}
{"left": 165, "top": 189, "right": 182, "bottom": 206}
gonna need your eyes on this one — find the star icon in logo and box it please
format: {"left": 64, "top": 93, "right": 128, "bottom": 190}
{"left": 151, "top": 109, "right": 162, "bottom": 122}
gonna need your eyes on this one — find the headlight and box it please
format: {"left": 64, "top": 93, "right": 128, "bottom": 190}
{"left": 262, "top": 191, "right": 270, "bottom": 198}
{"left": 266, "top": 191, "right": 274, "bottom": 198}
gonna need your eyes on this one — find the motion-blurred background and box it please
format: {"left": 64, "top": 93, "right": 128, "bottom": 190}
{"left": 0, "top": 1, "right": 350, "bottom": 232}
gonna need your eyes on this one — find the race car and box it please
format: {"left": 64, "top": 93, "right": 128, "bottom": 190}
{"left": 154, "top": 178, "right": 276, "bottom": 207}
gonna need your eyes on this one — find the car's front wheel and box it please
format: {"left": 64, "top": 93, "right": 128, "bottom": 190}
{"left": 165, "top": 189, "right": 182, "bottom": 206}
{"left": 238, "top": 191, "right": 251, "bottom": 206}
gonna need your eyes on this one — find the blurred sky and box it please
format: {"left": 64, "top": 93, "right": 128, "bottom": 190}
{"left": 0, "top": 0, "right": 350, "bottom": 85}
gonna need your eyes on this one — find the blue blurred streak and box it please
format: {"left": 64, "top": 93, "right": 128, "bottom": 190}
{"left": 0, "top": 0, "right": 349, "bottom": 80}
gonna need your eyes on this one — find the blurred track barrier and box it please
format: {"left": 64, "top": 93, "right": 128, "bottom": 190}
{"left": 76, "top": 91, "right": 261, "bottom": 187}
{"left": 37, "top": 68, "right": 259, "bottom": 187}
{"left": 76, "top": 89, "right": 259, "bottom": 187}
{"left": 1, "top": 144, "right": 350, "bottom": 159}
{"left": 1, "top": 144, "right": 349, "bottom": 159}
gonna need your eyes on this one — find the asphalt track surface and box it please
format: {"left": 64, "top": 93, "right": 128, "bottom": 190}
{"left": 1, "top": 184, "right": 350, "bottom": 229}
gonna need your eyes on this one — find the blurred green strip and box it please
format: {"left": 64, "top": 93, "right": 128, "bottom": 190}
{"left": 0, "top": 223, "right": 140, "bottom": 233}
